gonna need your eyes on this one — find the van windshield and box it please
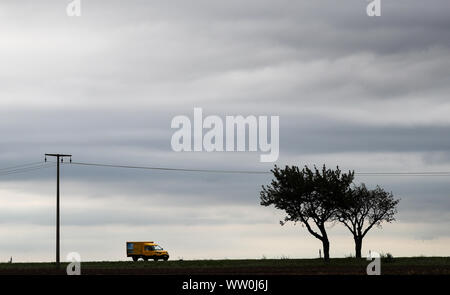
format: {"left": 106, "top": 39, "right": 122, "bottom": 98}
{"left": 144, "top": 245, "right": 163, "bottom": 251}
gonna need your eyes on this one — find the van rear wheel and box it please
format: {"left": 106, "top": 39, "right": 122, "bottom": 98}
{"left": 132, "top": 256, "right": 138, "bottom": 262}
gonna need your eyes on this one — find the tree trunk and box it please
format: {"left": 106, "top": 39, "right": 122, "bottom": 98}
{"left": 354, "top": 236, "right": 363, "bottom": 258}
{"left": 322, "top": 239, "right": 330, "bottom": 261}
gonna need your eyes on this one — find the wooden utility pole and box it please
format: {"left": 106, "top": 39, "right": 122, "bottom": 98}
{"left": 45, "top": 153, "right": 72, "bottom": 267}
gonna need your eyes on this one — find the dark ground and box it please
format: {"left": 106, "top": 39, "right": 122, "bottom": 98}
{"left": 0, "top": 257, "right": 449, "bottom": 275}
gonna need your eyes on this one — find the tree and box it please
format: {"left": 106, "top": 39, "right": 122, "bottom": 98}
{"left": 260, "top": 165, "right": 354, "bottom": 260}
{"left": 337, "top": 184, "right": 399, "bottom": 258}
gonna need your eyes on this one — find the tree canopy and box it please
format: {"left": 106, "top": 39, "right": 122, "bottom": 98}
{"left": 260, "top": 165, "right": 354, "bottom": 260}
{"left": 337, "top": 183, "right": 400, "bottom": 258}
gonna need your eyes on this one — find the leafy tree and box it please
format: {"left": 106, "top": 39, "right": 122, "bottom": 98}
{"left": 337, "top": 184, "right": 399, "bottom": 258}
{"left": 260, "top": 165, "right": 354, "bottom": 260}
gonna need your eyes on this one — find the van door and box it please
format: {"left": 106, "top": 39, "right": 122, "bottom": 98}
{"left": 144, "top": 245, "right": 156, "bottom": 257}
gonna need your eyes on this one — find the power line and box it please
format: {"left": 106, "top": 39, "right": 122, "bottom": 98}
{"left": 0, "top": 163, "right": 45, "bottom": 171}
{"left": 357, "top": 172, "right": 450, "bottom": 176}
{"left": 67, "top": 161, "right": 271, "bottom": 174}
{"left": 0, "top": 161, "right": 45, "bottom": 172}
{"left": 0, "top": 164, "right": 54, "bottom": 176}
{"left": 0, "top": 163, "right": 56, "bottom": 177}
{"left": 66, "top": 161, "right": 450, "bottom": 176}
{"left": 0, "top": 163, "right": 47, "bottom": 175}
{"left": 3, "top": 160, "right": 450, "bottom": 177}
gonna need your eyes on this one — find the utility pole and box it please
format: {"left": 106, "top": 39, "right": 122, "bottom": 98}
{"left": 45, "top": 153, "right": 72, "bottom": 267}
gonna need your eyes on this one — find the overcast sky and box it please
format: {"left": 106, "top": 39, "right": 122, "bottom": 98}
{"left": 1, "top": 0, "right": 450, "bottom": 262}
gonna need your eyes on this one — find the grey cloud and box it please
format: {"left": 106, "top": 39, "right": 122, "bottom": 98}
{"left": 0, "top": 205, "right": 270, "bottom": 227}
{"left": 1, "top": 0, "right": 450, "bottom": 259}
{"left": 282, "top": 118, "right": 450, "bottom": 155}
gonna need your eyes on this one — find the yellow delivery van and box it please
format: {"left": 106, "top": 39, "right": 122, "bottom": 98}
{"left": 126, "top": 241, "right": 170, "bottom": 261}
